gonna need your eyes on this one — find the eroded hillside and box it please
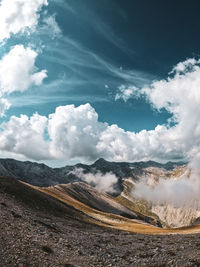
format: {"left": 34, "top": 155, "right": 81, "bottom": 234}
{"left": 1, "top": 158, "right": 200, "bottom": 229}
{"left": 1, "top": 175, "right": 200, "bottom": 266}
{"left": 118, "top": 165, "right": 200, "bottom": 228}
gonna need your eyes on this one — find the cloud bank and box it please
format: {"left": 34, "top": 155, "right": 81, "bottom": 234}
{"left": 0, "top": 57, "right": 200, "bottom": 167}
{"left": 132, "top": 165, "right": 200, "bottom": 213}
{"left": 115, "top": 58, "right": 200, "bottom": 209}
{"left": 115, "top": 58, "right": 200, "bottom": 163}
{"left": 0, "top": 103, "right": 178, "bottom": 162}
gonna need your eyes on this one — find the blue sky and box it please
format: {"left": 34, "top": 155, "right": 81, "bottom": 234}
{"left": 1, "top": 0, "right": 200, "bottom": 166}
{"left": 5, "top": 0, "right": 200, "bottom": 132}
{"left": 1, "top": 0, "right": 200, "bottom": 131}
{"left": 1, "top": 0, "right": 173, "bottom": 131}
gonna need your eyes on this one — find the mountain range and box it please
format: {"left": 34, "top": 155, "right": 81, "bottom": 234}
{"left": 0, "top": 157, "right": 185, "bottom": 192}
{"left": 2, "top": 157, "right": 200, "bottom": 266}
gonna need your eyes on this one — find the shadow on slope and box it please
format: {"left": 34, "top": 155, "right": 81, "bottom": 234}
{"left": 0, "top": 176, "right": 94, "bottom": 227}
{"left": 51, "top": 182, "right": 162, "bottom": 227}
{"left": 1, "top": 176, "right": 200, "bottom": 235}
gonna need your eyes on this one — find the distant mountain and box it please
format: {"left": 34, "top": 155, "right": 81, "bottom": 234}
{"left": 0, "top": 158, "right": 80, "bottom": 187}
{"left": 0, "top": 158, "right": 185, "bottom": 191}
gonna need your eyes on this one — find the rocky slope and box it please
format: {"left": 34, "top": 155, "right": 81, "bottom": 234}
{"left": 151, "top": 204, "right": 200, "bottom": 228}
{"left": 119, "top": 165, "right": 200, "bottom": 228}
{"left": 1, "top": 176, "right": 200, "bottom": 266}
{"left": 1, "top": 158, "right": 200, "bottom": 228}
{"left": 44, "top": 182, "right": 162, "bottom": 227}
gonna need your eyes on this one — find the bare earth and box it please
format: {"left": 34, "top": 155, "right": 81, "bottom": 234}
{"left": 1, "top": 176, "right": 200, "bottom": 267}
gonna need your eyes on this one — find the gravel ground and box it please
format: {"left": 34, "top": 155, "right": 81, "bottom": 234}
{"left": 1, "top": 190, "right": 200, "bottom": 267}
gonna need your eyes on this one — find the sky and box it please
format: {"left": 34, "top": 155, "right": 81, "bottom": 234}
{"left": 0, "top": 0, "right": 200, "bottom": 166}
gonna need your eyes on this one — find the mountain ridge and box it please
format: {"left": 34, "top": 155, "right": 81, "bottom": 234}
{"left": 0, "top": 157, "right": 186, "bottom": 189}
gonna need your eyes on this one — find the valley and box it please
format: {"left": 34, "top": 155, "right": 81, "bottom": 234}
{"left": 1, "top": 158, "right": 200, "bottom": 266}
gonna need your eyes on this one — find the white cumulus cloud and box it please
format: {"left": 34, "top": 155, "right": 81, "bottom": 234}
{"left": 0, "top": 113, "right": 50, "bottom": 160}
{"left": 0, "top": 57, "right": 200, "bottom": 165}
{"left": 0, "top": 45, "right": 47, "bottom": 94}
{"left": 48, "top": 104, "right": 106, "bottom": 161}
{"left": 0, "top": 45, "right": 47, "bottom": 116}
{"left": 141, "top": 58, "right": 200, "bottom": 163}
{"left": 0, "top": 0, "right": 48, "bottom": 42}
{"left": 114, "top": 58, "right": 200, "bottom": 210}
{"left": 0, "top": 103, "right": 182, "bottom": 162}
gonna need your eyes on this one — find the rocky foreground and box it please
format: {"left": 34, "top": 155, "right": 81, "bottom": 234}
{"left": 1, "top": 176, "right": 200, "bottom": 267}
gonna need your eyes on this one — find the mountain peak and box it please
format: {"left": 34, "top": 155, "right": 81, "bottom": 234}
{"left": 93, "top": 158, "right": 108, "bottom": 164}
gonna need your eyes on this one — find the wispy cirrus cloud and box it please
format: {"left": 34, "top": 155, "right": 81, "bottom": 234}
{"left": 38, "top": 13, "right": 62, "bottom": 39}
{"left": 55, "top": 0, "right": 76, "bottom": 15}
{"left": 41, "top": 35, "right": 154, "bottom": 89}
{"left": 0, "top": 0, "right": 193, "bottom": 169}
{"left": 0, "top": 0, "right": 154, "bottom": 117}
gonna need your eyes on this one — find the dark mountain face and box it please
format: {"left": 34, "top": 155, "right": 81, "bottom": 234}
{"left": 0, "top": 158, "right": 185, "bottom": 193}
{"left": 0, "top": 159, "right": 81, "bottom": 187}
{"left": 53, "top": 182, "right": 162, "bottom": 227}
{"left": 91, "top": 158, "right": 185, "bottom": 175}
{"left": 0, "top": 176, "right": 87, "bottom": 221}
